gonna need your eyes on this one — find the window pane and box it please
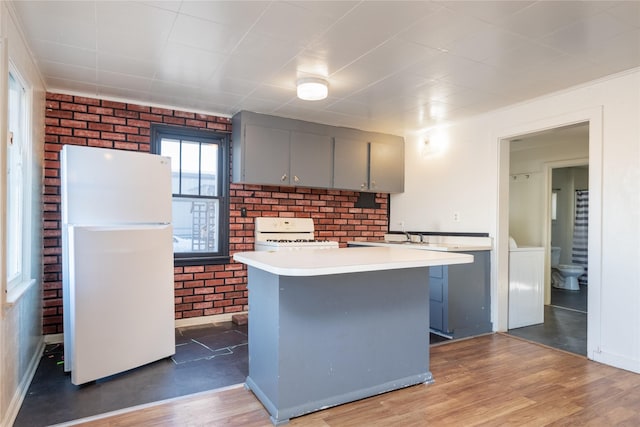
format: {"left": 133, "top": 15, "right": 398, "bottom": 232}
{"left": 200, "top": 143, "right": 218, "bottom": 196}
{"left": 180, "top": 141, "right": 200, "bottom": 196}
{"left": 160, "top": 138, "right": 181, "bottom": 194}
{"left": 172, "top": 197, "right": 219, "bottom": 253}
{"left": 7, "top": 73, "right": 25, "bottom": 282}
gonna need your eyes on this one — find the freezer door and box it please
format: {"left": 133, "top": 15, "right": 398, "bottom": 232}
{"left": 61, "top": 145, "right": 172, "bottom": 225}
{"left": 67, "top": 225, "right": 175, "bottom": 385}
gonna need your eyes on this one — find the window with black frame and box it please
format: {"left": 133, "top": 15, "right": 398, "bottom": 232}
{"left": 151, "top": 124, "right": 230, "bottom": 265}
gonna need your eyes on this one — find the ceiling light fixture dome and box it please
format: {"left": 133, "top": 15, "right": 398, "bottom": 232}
{"left": 297, "top": 77, "right": 328, "bottom": 101}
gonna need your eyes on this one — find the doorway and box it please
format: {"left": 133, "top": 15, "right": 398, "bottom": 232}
{"left": 496, "top": 108, "right": 602, "bottom": 360}
{"left": 505, "top": 124, "right": 589, "bottom": 355}
{"left": 549, "top": 164, "right": 589, "bottom": 314}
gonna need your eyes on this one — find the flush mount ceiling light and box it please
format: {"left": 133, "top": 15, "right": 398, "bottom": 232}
{"left": 297, "top": 77, "right": 328, "bottom": 101}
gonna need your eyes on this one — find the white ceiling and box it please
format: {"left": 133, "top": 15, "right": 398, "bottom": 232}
{"left": 10, "top": 1, "right": 640, "bottom": 136}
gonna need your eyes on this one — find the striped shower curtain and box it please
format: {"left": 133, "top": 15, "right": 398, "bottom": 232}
{"left": 572, "top": 190, "right": 589, "bottom": 286}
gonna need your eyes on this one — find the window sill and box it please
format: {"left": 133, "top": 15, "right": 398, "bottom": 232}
{"left": 5, "top": 278, "right": 36, "bottom": 306}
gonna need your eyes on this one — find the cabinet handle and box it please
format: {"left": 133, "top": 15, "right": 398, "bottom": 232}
{"left": 361, "top": 183, "right": 367, "bottom": 189}
{"left": 294, "top": 175, "right": 299, "bottom": 183}
{"left": 371, "top": 181, "right": 376, "bottom": 188}
{"left": 281, "top": 174, "right": 288, "bottom": 182}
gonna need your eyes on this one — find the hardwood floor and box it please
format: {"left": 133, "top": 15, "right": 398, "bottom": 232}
{"left": 67, "top": 334, "right": 640, "bottom": 426}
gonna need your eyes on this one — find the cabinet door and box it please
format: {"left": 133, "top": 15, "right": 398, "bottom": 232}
{"left": 370, "top": 139, "right": 404, "bottom": 193}
{"left": 243, "top": 124, "right": 290, "bottom": 185}
{"left": 447, "top": 252, "right": 492, "bottom": 338}
{"left": 333, "top": 137, "right": 368, "bottom": 191}
{"left": 430, "top": 303, "right": 444, "bottom": 332}
{"left": 429, "top": 268, "right": 446, "bottom": 332}
{"left": 290, "top": 131, "right": 332, "bottom": 188}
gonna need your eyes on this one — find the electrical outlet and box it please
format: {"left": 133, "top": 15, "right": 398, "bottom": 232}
{"left": 453, "top": 211, "right": 460, "bottom": 222}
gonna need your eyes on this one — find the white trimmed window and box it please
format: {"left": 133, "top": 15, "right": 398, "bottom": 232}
{"left": 151, "top": 124, "right": 230, "bottom": 266}
{"left": 6, "top": 68, "right": 32, "bottom": 298}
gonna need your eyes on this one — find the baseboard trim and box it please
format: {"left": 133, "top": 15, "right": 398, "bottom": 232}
{"left": 593, "top": 350, "right": 640, "bottom": 374}
{"left": 44, "top": 333, "right": 64, "bottom": 344}
{"left": 44, "top": 313, "right": 248, "bottom": 346}
{"left": 2, "top": 337, "right": 45, "bottom": 427}
{"left": 175, "top": 312, "right": 247, "bottom": 328}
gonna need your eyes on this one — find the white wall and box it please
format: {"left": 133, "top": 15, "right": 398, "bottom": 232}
{"left": 0, "top": 2, "right": 46, "bottom": 425}
{"left": 393, "top": 68, "right": 640, "bottom": 373}
{"left": 392, "top": 118, "right": 497, "bottom": 232}
{"left": 508, "top": 171, "right": 544, "bottom": 247}
{"left": 509, "top": 138, "right": 589, "bottom": 248}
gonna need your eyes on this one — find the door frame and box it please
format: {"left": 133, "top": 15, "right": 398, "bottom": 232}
{"left": 495, "top": 106, "right": 603, "bottom": 360}
{"left": 543, "top": 158, "right": 589, "bottom": 306}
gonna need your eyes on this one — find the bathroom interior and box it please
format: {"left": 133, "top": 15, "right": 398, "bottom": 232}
{"left": 506, "top": 123, "right": 589, "bottom": 356}
{"left": 550, "top": 166, "right": 588, "bottom": 310}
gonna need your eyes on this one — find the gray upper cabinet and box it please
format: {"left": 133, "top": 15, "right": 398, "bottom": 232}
{"left": 237, "top": 123, "right": 332, "bottom": 188}
{"left": 333, "top": 137, "right": 368, "bottom": 191}
{"left": 369, "top": 138, "right": 404, "bottom": 193}
{"left": 290, "top": 131, "right": 332, "bottom": 188}
{"left": 333, "top": 135, "right": 404, "bottom": 193}
{"left": 232, "top": 110, "right": 404, "bottom": 193}
{"left": 243, "top": 124, "right": 291, "bottom": 186}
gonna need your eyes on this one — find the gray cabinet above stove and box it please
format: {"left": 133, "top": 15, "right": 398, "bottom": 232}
{"left": 241, "top": 122, "right": 332, "bottom": 188}
{"left": 232, "top": 111, "right": 404, "bottom": 193}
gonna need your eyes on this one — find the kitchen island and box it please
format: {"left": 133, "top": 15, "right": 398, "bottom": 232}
{"left": 348, "top": 239, "right": 493, "bottom": 339}
{"left": 233, "top": 246, "right": 472, "bottom": 425}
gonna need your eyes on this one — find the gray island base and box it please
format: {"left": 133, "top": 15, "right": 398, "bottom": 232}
{"left": 234, "top": 247, "right": 472, "bottom": 425}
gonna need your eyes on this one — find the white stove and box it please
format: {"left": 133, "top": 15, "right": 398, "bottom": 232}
{"left": 254, "top": 217, "right": 339, "bottom": 251}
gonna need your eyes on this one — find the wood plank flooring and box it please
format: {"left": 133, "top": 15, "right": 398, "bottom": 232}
{"left": 67, "top": 334, "right": 640, "bottom": 426}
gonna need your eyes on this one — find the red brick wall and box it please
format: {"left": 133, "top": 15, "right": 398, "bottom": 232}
{"left": 42, "top": 93, "right": 389, "bottom": 334}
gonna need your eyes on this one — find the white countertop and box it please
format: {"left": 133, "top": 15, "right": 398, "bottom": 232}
{"left": 233, "top": 246, "right": 473, "bottom": 276}
{"left": 347, "top": 240, "right": 493, "bottom": 252}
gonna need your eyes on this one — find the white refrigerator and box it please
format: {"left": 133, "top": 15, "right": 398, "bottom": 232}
{"left": 61, "top": 145, "right": 175, "bottom": 385}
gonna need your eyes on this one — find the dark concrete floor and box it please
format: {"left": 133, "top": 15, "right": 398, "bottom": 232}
{"left": 14, "top": 322, "right": 249, "bottom": 427}
{"left": 15, "top": 322, "right": 447, "bottom": 426}
{"left": 508, "top": 285, "right": 587, "bottom": 356}
{"left": 551, "top": 284, "right": 588, "bottom": 312}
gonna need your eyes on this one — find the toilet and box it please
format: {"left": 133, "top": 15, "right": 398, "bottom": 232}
{"left": 551, "top": 247, "right": 584, "bottom": 291}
